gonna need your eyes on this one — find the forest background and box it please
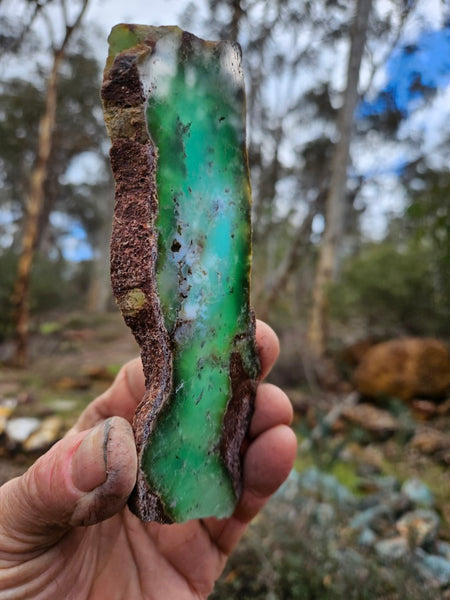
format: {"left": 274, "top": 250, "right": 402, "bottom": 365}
{"left": 0, "top": 0, "right": 449, "bottom": 597}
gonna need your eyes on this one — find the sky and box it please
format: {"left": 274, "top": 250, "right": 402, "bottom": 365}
{"left": 86, "top": 0, "right": 189, "bottom": 28}
{"left": 84, "top": 0, "right": 202, "bottom": 53}
{"left": 359, "top": 25, "right": 450, "bottom": 120}
{"left": 356, "top": 22, "right": 450, "bottom": 174}
{"left": 353, "top": 17, "right": 450, "bottom": 238}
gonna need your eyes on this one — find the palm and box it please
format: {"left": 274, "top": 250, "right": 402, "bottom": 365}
{"left": 47, "top": 513, "right": 224, "bottom": 599}
{"left": 0, "top": 322, "right": 296, "bottom": 599}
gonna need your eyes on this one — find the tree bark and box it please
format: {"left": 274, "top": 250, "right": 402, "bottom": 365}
{"left": 259, "top": 205, "right": 316, "bottom": 320}
{"left": 12, "top": 48, "right": 63, "bottom": 366}
{"left": 11, "top": 0, "right": 89, "bottom": 366}
{"left": 307, "top": 0, "right": 372, "bottom": 360}
{"left": 85, "top": 187, "right": 114, "bottom": 314}
{"left": 228, "top": 0, "right": 244, "bottom": 42}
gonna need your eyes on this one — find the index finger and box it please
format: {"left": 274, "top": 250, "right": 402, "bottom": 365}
{"left": 255, "top": 319, "right": 279, "bottom": 379}
{"left": 74, "top": 319, "right": 280, "bottom": 431}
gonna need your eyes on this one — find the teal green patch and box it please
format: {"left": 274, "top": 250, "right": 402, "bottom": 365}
{"left": 107, "top": 24, "right": 154, "bottom": 60}
{"left": 138, "top": 31, "right": 258, "bottom": 521}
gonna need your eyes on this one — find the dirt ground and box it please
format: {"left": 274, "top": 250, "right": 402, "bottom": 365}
{"left": 0, "top": 310, "right": 139, "bottom": 484}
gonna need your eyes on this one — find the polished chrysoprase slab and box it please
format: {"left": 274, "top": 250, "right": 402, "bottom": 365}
{"left": 102, "top": 25, "right": 259, "bottom": 523}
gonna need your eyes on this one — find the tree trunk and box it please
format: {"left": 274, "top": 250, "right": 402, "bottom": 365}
{"left": 86, "top": 188, "right": 113, "bottom": 314}
{"left": 307, "top": 0, "right": 372, "bottom": 359}
{"left": 85, "top": 249, "right": 111, "bottom": 314}
{"left": 12, "top": 48, "right": 63, "bottom": 367}
{"left": 258, "top": 205, "right": 316, "bottom": 320}
{"left": 11, "top": 0, "right": 89, "bottom": 366}
{"left": 228, "top": 0, "right": 244, "bottom": 42}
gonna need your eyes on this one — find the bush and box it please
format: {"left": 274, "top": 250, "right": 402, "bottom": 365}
{"left": 0, "top": 249, "right": 18, "bottom": 340}
{"left": 211, "top": 495, "right": 441, "bottom": 600}
{"left": 329, "top": 242, "right": 448, "bottom": 339}
{"left": 0, "top": 249, "right": 91, "bottom": 340}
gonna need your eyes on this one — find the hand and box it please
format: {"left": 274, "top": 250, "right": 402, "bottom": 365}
{"left": 0, "top": 321, "right": 296, "bottom": 599}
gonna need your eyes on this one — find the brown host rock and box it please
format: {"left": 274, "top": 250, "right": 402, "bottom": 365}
{"left": 354, "top": 338, "right": 450, "bottom": 401}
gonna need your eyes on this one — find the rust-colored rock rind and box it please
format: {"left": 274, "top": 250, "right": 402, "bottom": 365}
{"left": 108, "top": 137, "right": 173, "bottom": 523}
{"left": 103, "top": 44, "right": 174, "bottom": 521}
{"left": 221, "top": 312, "right": 259, "bottom": 498}
{"left": 222, "top": 354, "right": 257, "bottom": 497}
{"left": 102, "top": 52, "right": 145, "bottom": 109}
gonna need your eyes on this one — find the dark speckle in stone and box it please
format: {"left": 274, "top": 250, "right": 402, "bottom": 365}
{"left": 171, "top": 239, "right": 181, "bottom": 252}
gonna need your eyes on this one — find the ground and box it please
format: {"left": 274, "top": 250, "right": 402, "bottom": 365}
{"left": 0, "top": 310, "right": 138, "bottom": 483}
{"left": 1, "top": 311, "right": 449, "bottom": 598}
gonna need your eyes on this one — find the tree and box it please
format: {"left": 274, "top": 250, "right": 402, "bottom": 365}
{"left": 399, "top": 161, "right": 450, "bottom": 330}
{"left": 329, "top": 241, "right": 445, "bottom": 337}
{"left": 0, "top": 43, "right": 111, "bottom": 291}
{"left": 8, "top": 0, "right": 89, "bottom": 365}
{"left": 307, "top": 0, "right": 373, "bottom": 360}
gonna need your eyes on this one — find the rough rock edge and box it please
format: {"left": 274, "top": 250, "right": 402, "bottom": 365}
{"left": 102, "top": 47, "right": 173, "bottom": 523}
{"left": 102, "top": 28, "right": 260, "bottom": 522}
{"left": 221, "top": 310, "right": 260, "bottom": 499}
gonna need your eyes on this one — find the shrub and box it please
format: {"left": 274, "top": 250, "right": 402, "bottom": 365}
{"left": 329, "top": 242, "right": 448, "bottom": 339}
{"left": 0, "top": 249, "right": 90, "bottom": 340}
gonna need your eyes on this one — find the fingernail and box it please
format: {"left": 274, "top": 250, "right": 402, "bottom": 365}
{"left": 71, "top": 419, "right": 112, "bottom": 492}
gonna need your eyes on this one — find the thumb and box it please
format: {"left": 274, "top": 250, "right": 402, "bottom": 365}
{"left": 0, "top": 416, "right": 136, "bottom": 553}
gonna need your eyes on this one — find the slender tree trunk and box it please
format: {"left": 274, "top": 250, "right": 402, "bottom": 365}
{"left": 86, "top": 188, "right": 113, "bottom": 314}
{"left": 307, "top": 0, "right": 372, "bottom": 359}
{"left": 12, "top": 48, "right": 63, "bottom": 367}
{"left": 259, "top": 205, "right": 316, "bottom": 320}
{"left": 228, "top": 0, "right": 244, "bottom": 42}
{"left": 11, "top": 0, "right": 89, "bottom": 366}
{"left": 85, "top": 243, "right": 111, "bottom": 314}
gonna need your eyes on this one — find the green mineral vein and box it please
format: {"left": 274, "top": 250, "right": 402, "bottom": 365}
{"left": 107, "top": 26, "right": 259, "bottom": 522}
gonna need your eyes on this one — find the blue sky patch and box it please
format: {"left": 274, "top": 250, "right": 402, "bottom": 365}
{"left": 359, "top": 24, "right": 450, "bottom": 119}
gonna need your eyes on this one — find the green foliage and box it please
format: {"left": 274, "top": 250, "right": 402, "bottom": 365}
{"left": 39, "top": 321, "right": 63, "bottom": 335}
{"left": 0, "top": 29, "right": 109, "bottom": 258}
{"left": 211, "top": 502, "right": 438, "bottom": 600}
{"left": 0, "top": 79, "right": 43, "bottom": 209}
{"left": 329, "top": 241, "right": 448, "bottom": 337}
{"left": 0, "top": 249, "right": 90, "bottom": 341}
{"left": 0, "top": 250, "right": 18, "bottom": 340}
{"left": 29, "top": 254, "right": 73, "bottom": 315}
{"left": 403, "top": 165, "right": 450, "bottom": 317}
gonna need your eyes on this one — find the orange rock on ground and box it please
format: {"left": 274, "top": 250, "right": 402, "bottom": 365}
{"left": 354, "top": 338, "right": 450, "bottom": 401}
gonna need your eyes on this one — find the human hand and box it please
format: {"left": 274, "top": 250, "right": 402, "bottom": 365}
{"left": 0, "top": 321, "right": 296, "bottom": 599}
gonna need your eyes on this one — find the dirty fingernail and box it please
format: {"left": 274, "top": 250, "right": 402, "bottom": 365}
{"left": 71, "top": 419, "right": 111, "bottom": 492}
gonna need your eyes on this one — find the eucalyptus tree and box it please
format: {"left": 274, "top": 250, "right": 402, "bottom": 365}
{"left": 307, "top": 0, "right": 372, "bottom": 359}
{"left": 10, "top": 0, "right": 90, "bottom": 365}
{"left": 0, "top": 0, "right": 117, "bottom": 364}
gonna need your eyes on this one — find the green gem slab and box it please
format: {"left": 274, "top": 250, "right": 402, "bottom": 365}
{"left": 102, "top": 25, "right": 260, "bottom": 523}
